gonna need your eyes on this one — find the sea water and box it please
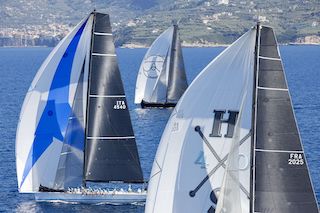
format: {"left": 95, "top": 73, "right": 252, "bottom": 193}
{"left": 0, "top": 46, "right": 319, "bottom": 212}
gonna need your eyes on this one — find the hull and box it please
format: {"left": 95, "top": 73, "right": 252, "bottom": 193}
{"left": 34, "top": 191, "right": 147, "bottom": 204}
{"left": 141, "top": 100, "right": 176, "bottom": 108}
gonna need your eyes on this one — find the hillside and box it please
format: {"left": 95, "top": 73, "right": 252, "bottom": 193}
{"left": 0, "top": 0, "right": 319, "bottom": 47}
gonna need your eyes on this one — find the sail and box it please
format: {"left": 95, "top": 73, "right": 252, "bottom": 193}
{"left": 215, "top": 104, "right": 243, "bottom": 213}
{"left": 16, "top": 15, "right": 93, "bottom": 192}
{"left": 145, "top": 29, "right": 256, "bottom": 213}
{"left": 216, "top": 68, "right": 250, "bottom": 213}
{"left": 53, "top": 69, "right": 87, "bottom": 189}
{"left": 84, "top": 13, "right": 144, "bottom": 183}
{"left": 134, "top": 25, "right": 188, "bottom": 105}
{"left": 166, "top": 25, "right": 188, "bottom": 103}
{"left": 135, "top": 26, "right": 173, "bottom": 104}
{"left": 252, "top": 25, "right": 319, "bottom": 212}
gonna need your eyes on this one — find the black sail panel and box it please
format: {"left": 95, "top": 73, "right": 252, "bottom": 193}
{"left": 253, "top": 26, "right": 318, "bottom": 212}
{"left": 84, "top": 13, "right": 144, "bottom": 183}
{"left": 166, "top": 25, "right": 188, "bottom": 103}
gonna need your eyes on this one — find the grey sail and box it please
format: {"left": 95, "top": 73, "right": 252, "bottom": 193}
{"left": 54, "top": 69, "right": 86, "bottom": 189}
{"left": 252, "top": 25, "right": 319, "bottom": 212}
{"left": 166, "top": 24, "right": 188, "bottom": 103}
{"left": 84, "top": 13, "right": 144, "bottom": 183}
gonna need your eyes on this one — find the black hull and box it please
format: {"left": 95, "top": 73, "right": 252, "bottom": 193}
{"left": 141, "top": 101, "right": 176, "bottom": 108}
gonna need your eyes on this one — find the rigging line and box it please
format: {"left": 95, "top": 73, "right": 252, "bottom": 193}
{"left": 149, "top": 160, "right": 162, "bottom": 180}
{"left": 189, "top": 127, "right": 251, "bottom": 197}
{"left": 251, "top": 23, "right": 262, "bottom": 212}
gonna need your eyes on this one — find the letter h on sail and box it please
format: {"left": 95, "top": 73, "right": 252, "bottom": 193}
{"left": 210, "top": 110, "right": 239, "bottom": 138}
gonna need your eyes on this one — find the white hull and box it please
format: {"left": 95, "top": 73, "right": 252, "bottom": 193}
{"left": 34, "top": 191, "right": 147, "bottom": 204}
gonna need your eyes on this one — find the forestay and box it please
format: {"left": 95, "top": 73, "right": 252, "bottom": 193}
{"left": 145, "top": 29, "right": 256, "bottom": 213}
{"left": 16, "top": 15, "right": 93, "bottom": 192}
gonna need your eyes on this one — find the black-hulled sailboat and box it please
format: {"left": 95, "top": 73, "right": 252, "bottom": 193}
{"left": 134, "top": 24, "right": 188, "bottom": 108}
{"left": 146, "top": 23, "right": 319, "bottom": 212}
{"left": 16, "top": 12, "right": 146, "bottom": 203}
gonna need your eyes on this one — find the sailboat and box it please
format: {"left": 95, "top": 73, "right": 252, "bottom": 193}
{"left": 15, "top": 12, "right": 146, "bottom": 204}
{"left": 145, "top": 23, "right": 319, "bottom": 212}
{"left": 134, "top": 23, "right": 188, "bottom": 108}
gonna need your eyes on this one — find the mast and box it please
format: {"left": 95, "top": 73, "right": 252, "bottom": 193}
{"left": 250, "top": 21, "right": 260, "bottom": 213}
{"left": 165, "top": 24, "right": 177, "bottom": 103}
{"left": 166, "top": 23, "right": 188, "bottom": 104}
{"left": 82, "top": 11, "right": 96, "bottom": 188}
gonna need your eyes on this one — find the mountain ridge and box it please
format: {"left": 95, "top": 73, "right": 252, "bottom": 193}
{"left": 0, "top": 0, "right": 319, "bottom": 47}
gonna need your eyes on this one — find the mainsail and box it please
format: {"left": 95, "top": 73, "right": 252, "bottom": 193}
{"left": 134, "top": 24, "right": 188, "bottom": 107}
{"left": 251, "top": 25, "right": 319, "bottom": 213}
{"left": 16, "top": 12, "right": 144, "bottom": 193}
{"left": 146, "top": 24, "right": 319, "bottom": 213}
{"left": 84, "top": 13, "right": 144, "bottom": 183}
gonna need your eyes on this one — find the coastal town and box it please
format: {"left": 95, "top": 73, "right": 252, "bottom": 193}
{"left": 0, "top": 0, "right": 319, "bottom": 47}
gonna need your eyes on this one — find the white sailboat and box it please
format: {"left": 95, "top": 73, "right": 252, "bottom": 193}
{"left": 134, "top": 24, "right": 188, "bottom": 108}
{"left": 15, "top": 12, "right": 146, "bottom": 204}
{"left": 145, "top": 23, "right": 319, "bottom": 212}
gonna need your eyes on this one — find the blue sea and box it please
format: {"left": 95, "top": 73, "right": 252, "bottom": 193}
{"left": 0, "top": 46, "right": 319, "bottom": 212}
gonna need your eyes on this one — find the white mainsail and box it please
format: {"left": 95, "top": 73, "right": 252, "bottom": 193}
{"left": 135, "top": 26, "right": 174, "bottom": 104}
{"left": 16, "top": 15, "right": 93, "bottom": 193}
{"left": 145, "top": 28, "right": 256, "bottom": 213}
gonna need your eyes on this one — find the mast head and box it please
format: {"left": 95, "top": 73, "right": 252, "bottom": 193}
{"left": 256, "top": 21, "right": 261, "bottom": 27}
{"left": 171, "top": 20, "right": 178, "bottom": 27}
{"left": 256, "top": 21, "right": 261, "bottom": 31}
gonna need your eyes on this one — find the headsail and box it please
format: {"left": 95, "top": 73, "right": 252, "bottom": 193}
{"left": 215, "top": 59, "right": 251, "bottom": 212}
{"left": 83, "top": 13, "right": 144, "bottom": 183}
{"left": 251, "top": 25, "right": 319, "bottom": 212}
{"left": 134, "top": 24, "right": 188, "bottom": 106}
{"left": 16, "top": 15, "right": 93, "bottom": 192}
{"left": 145, "top": 29, "right": 256, "bottom": 213}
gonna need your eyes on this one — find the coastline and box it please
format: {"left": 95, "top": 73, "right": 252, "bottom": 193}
{"left": 1, "top": 42, "right": 319, "bottom": 49}
{"left": 117, "top": 41, "right": 320, "bottom": 48}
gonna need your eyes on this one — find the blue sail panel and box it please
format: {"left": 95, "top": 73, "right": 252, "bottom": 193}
{"left": 20, "top": 20, "right": 88, "bottom": 189}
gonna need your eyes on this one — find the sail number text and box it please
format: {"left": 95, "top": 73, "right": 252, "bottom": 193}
{"left": 113, "top": 100, "right": 126, "bottom": 110}
{"left": 288, "top": 153, "right": 304, "bottom": 165}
